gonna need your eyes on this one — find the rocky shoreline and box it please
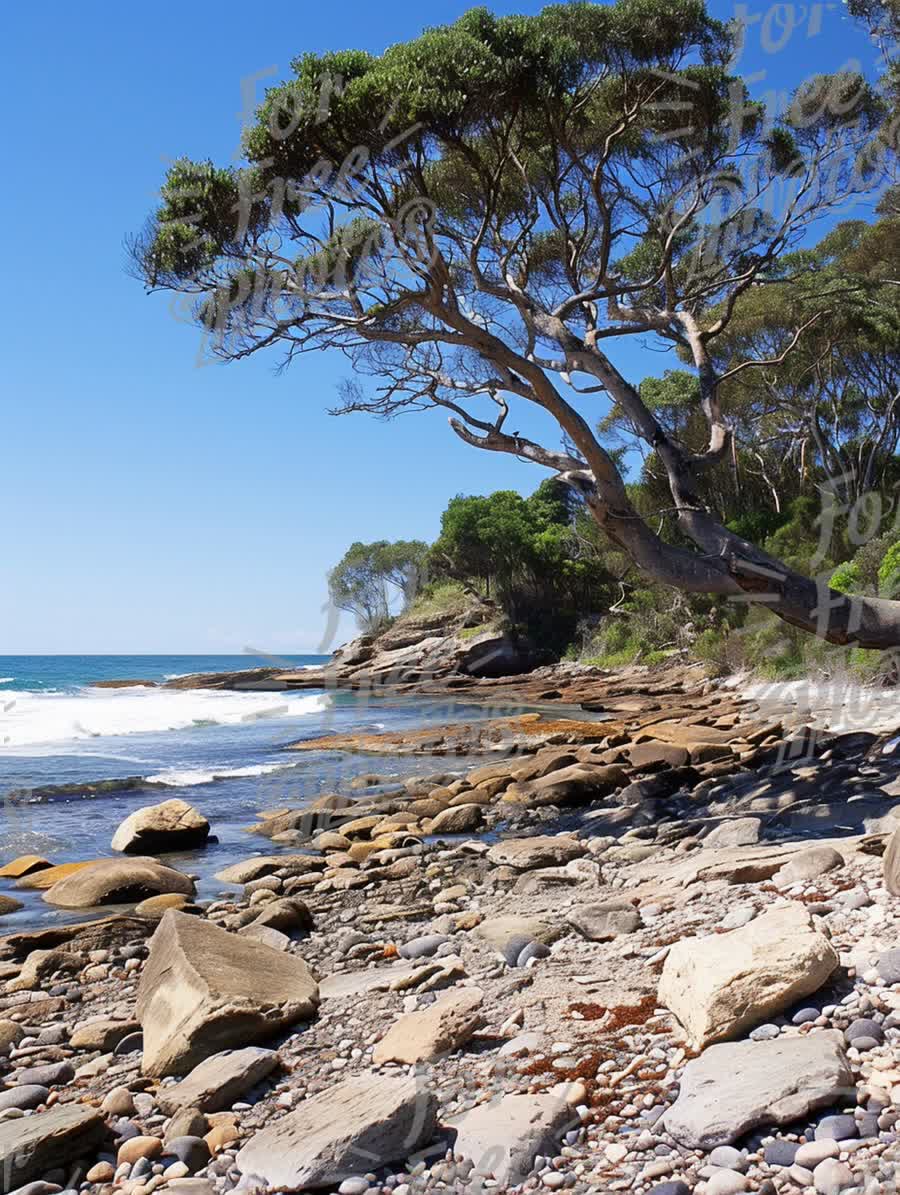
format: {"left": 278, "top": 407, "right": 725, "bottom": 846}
{"left": 3, "top": 664, "right": 900, "bottom": 1194}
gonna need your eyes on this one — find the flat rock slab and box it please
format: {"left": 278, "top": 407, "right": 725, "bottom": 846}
{"left": 662, "top": 1033, "right": 853, "bottom": 1149}
{"left": 373, "top": 987, "right": 484, "bottom": 1064}
{"left": 137, "top": 910, "right": 318, "bottom": 1077}
{"left": 486, "top": 836, "right": 586, "bottom": 870}
{"left": 0, "top": 1104, "right": 106, "bottom": 1192}
{"left": 157, "top": 1047, "right": 279, "bottom": 1114}
{"left": 658, "top": 902, "right": 838, "bottom": 1048}
{"left": 42, "top": 857, "right": 196, "bottom": 909}
{"left": 214, "top": 855, "right": 326, "bottom": 885}
{"left": 320, "top": 960, "right": 431, "bottom": 1000}
{"left": 235, "top": 1072, "right": 437, "bottom": 1189}
{"left": 450, "top": 1092, "right": 575, "bottom": 1185}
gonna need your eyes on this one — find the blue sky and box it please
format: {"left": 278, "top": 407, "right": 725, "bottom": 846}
{"left": 1, "top": 0, "right": 882, "bottom": 653}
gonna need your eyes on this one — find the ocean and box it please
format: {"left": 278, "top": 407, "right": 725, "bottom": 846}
{"left": 0, "top": 655, "right": 498, "bottom": 928}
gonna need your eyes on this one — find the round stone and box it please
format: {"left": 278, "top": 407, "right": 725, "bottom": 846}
{"left": 708, "top": 1146, "right": 746, "bottom": 1171}
{"left": 812, "top": 1157, "right": 854, "bottom": 1195}
{"left": 792, "top": 1007, "right": 820, "bottom": 1025}
{"left": 102, "top": 1086, "right": 136, "bottom": 1117}
{"left": 117, "top": 1136, "right": 164, "bottom": 1165}
{"left": 517, "top": 941, "right": 551, "bottom": 967}
{"left": 845, "top": 1018, "right": 884, "bottom": 1045}
{"left": 0, "top": 1086, "right": 49, "bottom": 1112}
{"left": 706, "top": 1171, "right": 748, "bottom": 1195}
{"left": 163, "top": 1136, "right": 211, "bottom": 1173}
{"left": 337, "top": 1180, "right": 369, "bottom": 1195}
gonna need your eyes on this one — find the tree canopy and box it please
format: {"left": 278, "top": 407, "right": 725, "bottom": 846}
{"left": 135, "top": 0, "right": 900, "bottom": 648}
{"left": 328, "top": 539, "right": 428, "bottom": 629}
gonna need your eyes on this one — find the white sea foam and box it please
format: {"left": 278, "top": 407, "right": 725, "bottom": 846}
{"left": 147, "top": 761, "right": 297, "bottom": 787}
{"left": 0, "top": 689, "right": 330, "bottom": 749}
{"left": 0, "top": 678, "right": 14, "bottom": 684}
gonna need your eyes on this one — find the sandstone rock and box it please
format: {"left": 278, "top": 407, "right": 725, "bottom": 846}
{"left": 0, "top": 895, "right": 22, "bottom": 916}
{"left": 112, "top": 799, "right": 210, "bottom": 854}
{"left": 884, "top": 825, "right": 900, "bottom": 895}
{"left": 42, "top": 857, "right": 195, "bottom": 909}
{"left": 502, "top": 764, "right": 627, "bottom": 808}
{"left": 658, "top": 903, "right": 838, "bottom": 1048}
{"left": 135, "top": 893, "right": 197, "bottom": 918}
{"left": 428, "top": 804, "right": 484, "bottom": 834}
{"left": 373, "top": 987, "right": 484, "bottom": 1064}
{"left": 157, "top": 1047, "right": 279, "bottom": 1114}
{"left": 486, "top": 836, "right": 586, "bottom": 870}
{"left": 235, "top": 1073, "right": 437, "bottom": 1188}
{"left": 70, "top": 1018, "right": 140, "bottom": 1052}
{"left": 704, "top": 818, "right": 761, "bottom": 849}
{"left": 0, "top": 855, "right": 50, "bottom": 879}
{"left": 118, "top": 1135, "right": 164, "bottom": 1164}
{"left": 214, "top": 855, "right": 326, "bottom": 885}
{"left": 662, "top": 1033, "right": 852, "bottom": 1149}
{"left": 450, "top": 1092, "right": 575, "bottom": 1184}
{"left": 246, "top": 897, "right": 313, "bottom": 935}
{"left": 0, "top": 1021, "right": 24, "bottom": 1054}
{"left": 0, "top": 1105, "right": 106, "bottom": 1192}
{"left": 15, "top": 860, "right": 97, "bottom": 890}
{"left": 773, "top": 845, "right": 844, "bottom": 887}
{"left": 137, "top": 910, "right": 319, "bottom": 1077}
{"left": 5, "top": 948, "right": 78, "bottom": 991}
{"left": 567, "top": 901, "right": 640, "bottom": 941}
{"left": 628, "top": 742, "right": 690, "bottom": 770}
{"left": 473, "top": 915, "right": 560, "bottom": 955}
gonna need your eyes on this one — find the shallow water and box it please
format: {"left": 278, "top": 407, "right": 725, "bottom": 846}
{"left": 0, "top": 656, "right": 514, "bottom": 929}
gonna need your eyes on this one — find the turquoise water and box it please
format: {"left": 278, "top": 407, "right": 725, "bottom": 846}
{"left": 0, "top": 656, "right": 498, "bottom": 928}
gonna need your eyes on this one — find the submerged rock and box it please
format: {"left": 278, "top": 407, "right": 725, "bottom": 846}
{"left": 111, "top": 799, "right": 210, "bottom": 854}
{"left": 41, "top": 857, "right": 196, "bottom": 909}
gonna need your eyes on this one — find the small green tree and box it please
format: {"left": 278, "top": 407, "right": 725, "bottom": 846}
{"left": 328, "top": 539, "right": 428, "bottom": 629}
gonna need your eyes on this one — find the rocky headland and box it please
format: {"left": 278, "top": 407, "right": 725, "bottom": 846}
{"left": 4, "top": 646, "right": 900, "bottom": 1195}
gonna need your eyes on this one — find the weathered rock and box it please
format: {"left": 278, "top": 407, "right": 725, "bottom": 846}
{"left": 428, "top": 804, "right": 484, "bottom": 834}
{"left": 70, "top": 1018, "right": 140, "bottom": 1052}
{"left": 42, "top": 857, "right": 195, "bottom": 909}
{"left": 0, "top": 1105, "right": 106, "bottom": 1192}
{"left": 704, "top": 818, "right": 761, "bottom": 849}
{"left": 658, "top": 903, "right": 838, "bottom": 1048}
{"left": 486, "top": 836, "right": 586, "bottom": 871}
{"left": 214, "top": 855, "right": 326, "bottom": 885}
{"left": 15, "top": 860, "right": 98, "bottom": 890}
{"left": 373, "top": 987, "right": 484, "bottom": 1064}
{"left": 235, "top": 1073, "right": 438, "bottom": 1189}
{"left": 0, "top": 895, "right": 22, "bottom": 916}
{"left": 246, "top": 897, "right": 313, "bottom": 935}
{"left": 0, "top": 855, "right": 50, "bottom": 879}
{"left": 884, "top": 825, "right": 900, "bottom": 896}
{"left": 662, "top": 1033, "right": 852, "bottom": 1149}
{"left": 502, "top": 764, "right": 627, "bottom": 808}
{"left": 137, "top": 910, "right": 319, "bottom": 1077}
{"left": 135, "top": 893, "right": 197, "bottom": 918}
{"left": 567, "top": 901, "right": 640, "bottom": 942}
{"left": 157, "top": 1047, "right": 279, "bottom": 1114}
{"left": 773, "top": 845, "right": 844, "bottom": 887}
{"left": 112, "top": 799, "right": 210, "bottom": 854}
{"left": 473, "top": 916, "right": 561, "bottom": 953}
{"left": 450, "top": 1092, "right": 575, "bottom": 1184}
{"left": 0, "top": 1021, "right": 24, "bottom": 1054}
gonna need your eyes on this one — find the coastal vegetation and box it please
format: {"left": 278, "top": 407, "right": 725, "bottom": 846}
{"left": 134, "top": 0, "right": 899, "bottom": 657}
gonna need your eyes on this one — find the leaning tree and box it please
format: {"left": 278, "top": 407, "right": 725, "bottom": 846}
{"left": 134, "top": 0, "right": 900, "bottom": 646}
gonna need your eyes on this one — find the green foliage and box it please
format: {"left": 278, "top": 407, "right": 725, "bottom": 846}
{"left": 328, "top": 539, "right": 429, "bottom": 630}
{"left": 829, "top": 560, "right": 862, "bottom": 595}
{"left": 879, "top": 541, "right": 900, "bottom": 597}
{"left": 402, "top": 580, "right": 472, "bottom": 621}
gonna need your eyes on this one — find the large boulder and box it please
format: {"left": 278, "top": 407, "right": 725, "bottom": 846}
{"left": 157, "top": 1047, "right": 279, "bottom": 1114}
{"left": 450, "top": 1092, "right": 576, "bottom": 1184}
{"left": 111, "top": 799, "right": 210, "bottom": 854}
{"left": 772, "top": 845, "right": 844, "bottom": 888}
{"left": 662, "top": 1033, "right": 853, "bottom": 1149}
{"left": 42, "top": 858, "right": 196, "bottom": 909}
{"left": 0, "top": 1105, "right": 106, "bottom": 1192}
{"left": 486, "top": 836, "right": 587, "bottom": 871}
{"left": 235, "top": 1073, "right": 437, "bottom": 1188}
{"left": 136, "top": 910, "right": 319, "bottom": 1077}
{"left": 567, "top": 901, "right": 640, "bottom": 942}
{"left": 658, "top": 903, "right": 838, "bottom": 1048}
{"left": 373, "top": 987, "right": 484, "bottom": 1064}
{"left": 501, "top": 764, "right": 627, "bottom": 808}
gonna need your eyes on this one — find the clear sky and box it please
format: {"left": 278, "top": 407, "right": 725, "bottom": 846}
{"left": 1, "top": 0, "right": 882, "bottom": 653}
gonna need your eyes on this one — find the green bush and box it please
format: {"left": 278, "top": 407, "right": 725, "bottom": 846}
{"left": 879, "top": 540, "right": 900, "bottom": 597}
